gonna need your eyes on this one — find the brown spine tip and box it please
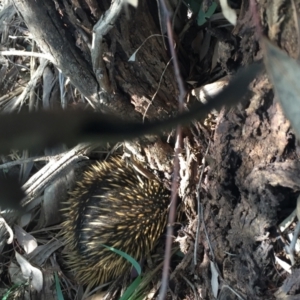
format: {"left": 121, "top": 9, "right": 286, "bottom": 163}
{"left": 61, "top": 157, "right": 169, "bottom": 286}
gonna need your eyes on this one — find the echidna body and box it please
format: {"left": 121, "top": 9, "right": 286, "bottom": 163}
{"left": 61, "top": 157, "right": 170, "bottom": 286}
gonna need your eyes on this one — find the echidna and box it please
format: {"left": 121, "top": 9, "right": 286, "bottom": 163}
{"left": 61, "top": 157, "right": 170, "bottom": 286}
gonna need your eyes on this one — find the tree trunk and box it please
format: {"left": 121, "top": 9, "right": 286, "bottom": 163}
{"left": 13, "top": 0, "right": 179, "bottom": 120}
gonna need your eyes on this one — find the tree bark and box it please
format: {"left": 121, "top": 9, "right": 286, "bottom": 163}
{"left": 13, "top": 0, "right": 179, "bottom": 120}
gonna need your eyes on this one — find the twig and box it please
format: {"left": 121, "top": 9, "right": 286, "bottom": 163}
{"left": 0, "top": 155, "right": 56, "bottom": 170}
{"left": 194, "top": 140, "right": 211, "bottom": 265}
{"left": 3, "top": 58, "right": 48, "bottom": 112}
{"left": 158, "top": 0, "right": 187, "bottom": 297}
{"left": 172, "top": 0, "right": 182, "bottom": 31}
{"left": 29, "top": 41, "right": 38, "bottom": 111}
{"left": 222, "top": 285, "right": 245, "bottom": 300}
{"left": 160, "top": 129, "right": 181, "bottom": 299}
{"left": 21, "top": 143, "right": 92, "bottom": 207}
{"left": 143, "top": 56, "right": 173, "bottom": 121}
{"left": 291, "top": 0, "right": 300, "bottom": 59}
{"left": 249, "top": 0, "right": 263, "bottom": 38}
{"left": 181, "top": 275, "right": 199, "bottom": 300}
{"left": 92, "top": 0, "right": 123, "bottom": 93}
{"left": 0, "top": 50, "right": 54, "bottom": 63}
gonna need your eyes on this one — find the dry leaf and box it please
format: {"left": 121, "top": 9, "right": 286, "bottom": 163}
{"left": 14, "top": 225, "right": 38, "bottom": 254}
{"left": 220, "top": 0, "right": 237, "bottom": 25}
{"left": 192, "top": 76, "right": 230, "bottom": 104}
{"left": 125, "top": 0, "right": 138, "bottom": 7}
{"left": 275, "top": 256, "right": 292, "bottom": 274}
{"left": 27, "top": 240, "right": 63, "bottom": 266}
{"left": 264, "top": 39, "right": 300, "bottom": 138}
{"left": 15, "top": 252, "right": 43, "bottom": 292}
{"left": 210, "top": 261, "right": 219, "bottom": 298}
{"left": 0, "top": 216, "right": 14, "bottom": 244}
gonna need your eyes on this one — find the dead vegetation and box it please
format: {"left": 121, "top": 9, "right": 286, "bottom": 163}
{"left": 1, "top": 0, "right": 300, "bottom": 299}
